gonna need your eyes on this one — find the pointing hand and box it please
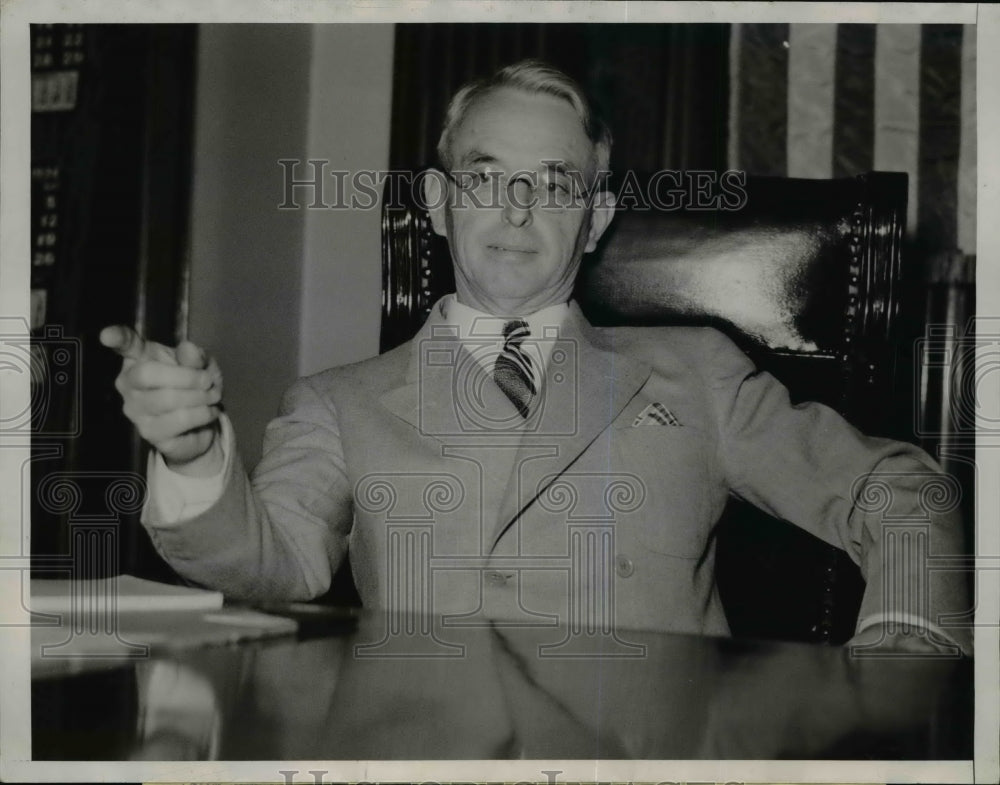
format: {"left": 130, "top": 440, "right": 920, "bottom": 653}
{"left": 101, "top": 325, "right": 224, "bottom": 473}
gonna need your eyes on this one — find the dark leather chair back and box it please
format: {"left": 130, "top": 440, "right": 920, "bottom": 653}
{"left": 381, "top": 171, "right": 909, "bottom": 644}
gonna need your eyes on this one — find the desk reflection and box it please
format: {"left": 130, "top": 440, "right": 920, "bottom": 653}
{"left": 32, "top": 613, "right": 972, "bottom": 760}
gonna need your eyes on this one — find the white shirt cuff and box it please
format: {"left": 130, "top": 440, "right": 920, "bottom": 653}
{"left": 855, "top": 611, "right": 962, "bottom": 649}
{"left": 146, "top": 415, "right": 233, "bottom": 526}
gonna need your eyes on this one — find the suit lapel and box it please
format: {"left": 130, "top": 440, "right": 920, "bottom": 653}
{"left": 491, "top": 305, "right": 652, "bottom": 549}
{"left": 378, "top": 300, "right": 653, "bottom": 551}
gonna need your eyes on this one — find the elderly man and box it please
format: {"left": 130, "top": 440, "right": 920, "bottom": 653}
{"left": 103, "top": 60, "right": 969, "bottom": 654}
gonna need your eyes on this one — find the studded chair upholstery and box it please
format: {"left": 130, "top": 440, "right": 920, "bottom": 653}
{"left": 381, "top": 171, "right": 910, "bottom": 644}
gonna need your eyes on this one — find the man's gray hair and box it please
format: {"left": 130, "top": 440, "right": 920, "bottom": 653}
{"left": 436, "top": 59, "right": 613, "bottom": 176}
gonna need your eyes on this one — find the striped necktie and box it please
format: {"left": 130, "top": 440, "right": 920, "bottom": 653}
{"left": 493, "top": 319, "right": 536, "bottom": 418}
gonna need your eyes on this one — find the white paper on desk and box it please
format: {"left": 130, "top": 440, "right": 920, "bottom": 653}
{"left": 29, "top": 574, "right": 224, "bottom": 613}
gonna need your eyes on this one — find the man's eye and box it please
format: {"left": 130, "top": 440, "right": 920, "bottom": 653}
{"left": 545, "top": 180, "right": 577, "bottom": 205}
{"left": 453, "top": 170, "right": 491, "bottom": 189}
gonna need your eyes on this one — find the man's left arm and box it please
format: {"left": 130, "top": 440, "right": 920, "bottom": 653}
{"left": 705, "top": 330, "right": 971, "bottom": 656}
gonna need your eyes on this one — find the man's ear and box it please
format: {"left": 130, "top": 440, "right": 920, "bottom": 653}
{"left": 422, "top": 169, "right": 448, "bottom": 238}
{"left": 584, "top": 190, "right": 616, "bottom": 253}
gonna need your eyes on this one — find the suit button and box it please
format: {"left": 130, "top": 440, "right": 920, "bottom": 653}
{"left": 615, "top": 555, "right": 634, "bottom": 578}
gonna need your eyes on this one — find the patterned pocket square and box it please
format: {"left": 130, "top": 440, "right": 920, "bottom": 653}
{"left": 632, "top": 402, "right": 682, "bottom": 427}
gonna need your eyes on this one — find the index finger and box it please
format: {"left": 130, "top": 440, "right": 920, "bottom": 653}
{"left": 100, "top": 325, "right": 146, "bottom": 360}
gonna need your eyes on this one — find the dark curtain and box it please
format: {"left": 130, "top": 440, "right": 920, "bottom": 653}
{"left": 390, "top": 23, "right": 730, "bottom": 181}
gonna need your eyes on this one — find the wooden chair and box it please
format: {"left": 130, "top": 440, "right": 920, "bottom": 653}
{"left": 381, "top": 170, "right": 911, "bottom": 644}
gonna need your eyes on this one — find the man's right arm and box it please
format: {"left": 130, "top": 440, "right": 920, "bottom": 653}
{"left": 102, "top": 326, "right": 351, "bottom": 602}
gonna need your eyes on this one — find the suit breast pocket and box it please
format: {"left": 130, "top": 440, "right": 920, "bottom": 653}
{"left": 607, "top": 422, "right": 718, "bottom": 559}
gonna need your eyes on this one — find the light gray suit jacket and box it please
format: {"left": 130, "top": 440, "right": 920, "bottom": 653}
{"left": 144, "top": 303, "right": 968, "bottom": 641}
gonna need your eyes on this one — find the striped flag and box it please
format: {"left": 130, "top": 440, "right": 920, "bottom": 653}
{"left": 729, "top": 22, "right": 975, "bottom": 258}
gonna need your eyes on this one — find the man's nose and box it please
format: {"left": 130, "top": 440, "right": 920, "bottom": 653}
{"left": 501, "top": 178, "right": 534, "bottom": 228}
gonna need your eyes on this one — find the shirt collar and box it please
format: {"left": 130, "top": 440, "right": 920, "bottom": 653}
{"left": 435, "top": 293, "right": 571, "bottom": 377}
{"left": 437, "top": 293, "right": 571, "bottom": 340}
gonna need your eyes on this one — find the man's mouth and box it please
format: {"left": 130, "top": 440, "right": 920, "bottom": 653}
{"left": 488, "top": 244, "right": 537, "bottom": 254}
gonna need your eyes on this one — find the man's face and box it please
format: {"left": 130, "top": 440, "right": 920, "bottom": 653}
{"left": 426, "top": 87, "right": 615, "bottom": 316}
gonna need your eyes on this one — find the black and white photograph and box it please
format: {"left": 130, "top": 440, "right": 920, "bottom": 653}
{"left": 1, "top": 1, "right": 997, "bottom": 783}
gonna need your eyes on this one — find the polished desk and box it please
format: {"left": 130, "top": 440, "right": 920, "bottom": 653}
{"left": 32, "top": 609, "right": 972, "bottom": 761}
